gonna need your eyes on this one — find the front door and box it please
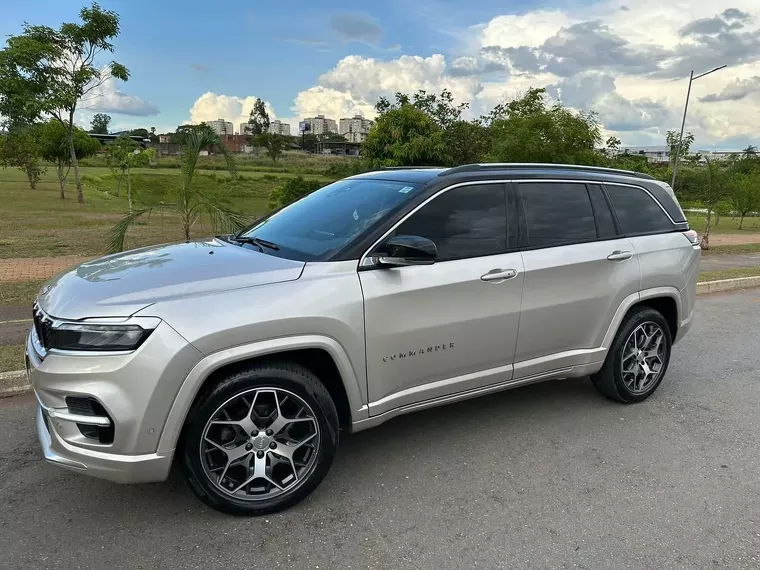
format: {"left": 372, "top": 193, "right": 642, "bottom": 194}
{"left": 359, "top": 182, "right": 524, "bottom": 416}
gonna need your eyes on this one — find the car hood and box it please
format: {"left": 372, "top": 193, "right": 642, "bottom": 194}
{"left": 37, "top": 238, "right": 305, "bottom": 320}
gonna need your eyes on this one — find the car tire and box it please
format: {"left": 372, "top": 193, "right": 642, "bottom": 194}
{"left": 181, "top": 361, "right": 339, "bottom": 516}
{"left": 591, "top": 307, "right": 672, "bottom": 404}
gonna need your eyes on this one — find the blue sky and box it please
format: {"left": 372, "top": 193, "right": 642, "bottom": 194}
{"left": 2, "top": 0, "right": 760, "bottom": 148}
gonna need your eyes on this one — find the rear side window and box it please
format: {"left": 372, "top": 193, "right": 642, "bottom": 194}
{"left": 588, "top": 184, "right": 617, "bottom": 238}
{"left": 394, "top": 183, "right": 507, "bottom": 261}
{"left": 518, "top": 182, "right": 596, "bottom": 248}
{"left": 606, "top": 185, "right": 673, "bottom": 235}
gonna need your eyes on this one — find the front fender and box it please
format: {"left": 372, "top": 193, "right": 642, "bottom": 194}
{"left": 156, "top": 335, "right": 367, "bottom": 454}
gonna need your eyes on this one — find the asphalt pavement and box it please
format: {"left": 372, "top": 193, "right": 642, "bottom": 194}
{"left": 0, "top": 289, "right": 759, "bottom": 569}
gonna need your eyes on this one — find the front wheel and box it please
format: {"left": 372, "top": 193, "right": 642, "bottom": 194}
{"left": 591, "top": 307, "right": 672, "bottom": 403}
{"left": 181, "top": 362, "right": 339, "bottom": 516}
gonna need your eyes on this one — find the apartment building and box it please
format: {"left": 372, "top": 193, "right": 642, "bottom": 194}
{"left": 301, "top": 115, "right": 338, "bottom": 135}
{"left": 206, "top": 119, "right": 234, "bottom": 136}
{"left": 339, "top": 115, "right": 374, "bottom": 143}
{"left": 268, "top": 120, "right": 291, "bottom": 136}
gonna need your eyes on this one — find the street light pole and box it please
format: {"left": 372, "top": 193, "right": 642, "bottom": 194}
{"left": 670, "top": 64, "right": 727, "bottom": 189}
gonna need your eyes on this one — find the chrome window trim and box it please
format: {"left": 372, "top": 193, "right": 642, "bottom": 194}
{"left": 358, "top": 177, "right": 679, "bottom": 268}
{"left": 358, "top": 180, "right": 510, "bottom": 268}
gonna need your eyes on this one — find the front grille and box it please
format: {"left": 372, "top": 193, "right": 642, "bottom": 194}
{"left": 33, "top": 305, "right": 54, "bottom": 351}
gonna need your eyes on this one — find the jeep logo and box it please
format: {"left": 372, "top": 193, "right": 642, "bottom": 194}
{"left": 383, "top": 342, "right": 455, "bottom": 363}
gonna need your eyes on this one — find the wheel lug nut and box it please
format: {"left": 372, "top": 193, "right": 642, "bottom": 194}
{"left": 269, "top": 441, "right": 277, "bottom": 449}
{"left": 265, "top": 429, "right": 273, "bottom": 436}
{"left": 257, "top": 451, "right": 265, "bottom": 458}
{"left": 245, "top": 443, "right": 253, "bottom": 451}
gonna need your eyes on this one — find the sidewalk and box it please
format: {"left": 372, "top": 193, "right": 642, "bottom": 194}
{"left": 0, "top": 255, "right": 90, "bottom": 283}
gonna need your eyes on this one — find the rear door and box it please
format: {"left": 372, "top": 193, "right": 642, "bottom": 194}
{"left": 359, "top": 182, "right": 524, "bottom": 415}
{"left": 513, "top": 181, "right": 640, "bottom": 375}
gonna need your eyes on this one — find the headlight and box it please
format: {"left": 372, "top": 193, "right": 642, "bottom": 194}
{"left": 48, "top": 320, "right": 157, "bottom": 352}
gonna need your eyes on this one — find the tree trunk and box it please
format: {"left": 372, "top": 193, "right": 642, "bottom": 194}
{"left": 715, "top": 210, "right": 720, "bottom": 226}
{"left": 700, "top": 210, "right": 712, "bottom": 250}
{"left": 126, "top": 169, "right": 133, "bottom": 212}
{"left": 115, "top": 173, "right": 122, "bottom": 196}
{"left": 25, "top": 162, "right": 37, "bottom": 190}
{"left": 56, "top": 162, "right": 66, "bottom": 199}
{"left": 739, "top": 213, "right": 745, "bottom": 229}
{"left": 67, "top": 114, "right": 84, "bottom": 203}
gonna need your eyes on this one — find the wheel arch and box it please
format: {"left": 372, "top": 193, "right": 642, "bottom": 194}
{"left": 157, "top": 336, "right": 367, "bottom": 454}
{"left": 602, "top": 288, "right": 682, "bottom": 349}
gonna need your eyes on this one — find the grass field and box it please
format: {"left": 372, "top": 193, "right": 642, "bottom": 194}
{"left": 1, "top": 166, "right": 334, "bottom": 259}
{"left": 685, "top": 212, "right": 760, "bottom": 233}
{"left": 0, "top": 345, "right": 24, "bottom": 375}
{"left": 698, "top": 267, "right": 760, "bottom": 282}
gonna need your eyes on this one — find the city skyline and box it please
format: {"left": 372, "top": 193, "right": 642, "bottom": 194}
{"left": 2, "top": 1, "right": 760, "bottom": 149}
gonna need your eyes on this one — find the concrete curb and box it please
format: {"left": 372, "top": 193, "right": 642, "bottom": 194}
{"left": 0, "top": 370, "right": 30, "bottom": 399}
{"left": 0, "top": 276, "right": 758, "bottom": 399}
{"left": 696, "top": 275, "right": 760, "bottom": 295}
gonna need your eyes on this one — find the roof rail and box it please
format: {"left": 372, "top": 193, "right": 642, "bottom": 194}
{"left": 378, "top": 166, "right": 444, "bottom": 170}
{"left": 440, "top": 163, "right": 655, "bottom": 180}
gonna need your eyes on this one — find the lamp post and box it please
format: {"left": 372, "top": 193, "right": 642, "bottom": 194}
{"left": 671, "top": 65, "right": 727, "bottom": 188}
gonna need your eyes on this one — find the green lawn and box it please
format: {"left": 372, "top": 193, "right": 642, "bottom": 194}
{"left": 698, "top": 267, "right": 760, "bottom": 282}
{"left": 685, "top": 212, "right": 760, "bottom": 234}
{"left": 0, "top": 166, "right": 333, "bottom": 259}
{"left": 0, "top": 280, "right": 43, "bottom": 305}
{"left": 0, "top": 345, "right": 24, "bottom": 375}
{"left": 703, "top": 243, "right": 760, "bottom": 255}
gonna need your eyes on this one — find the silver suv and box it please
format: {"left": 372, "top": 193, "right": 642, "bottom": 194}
{"left": 28, "top": 163, "right": 700, "bottom": 515}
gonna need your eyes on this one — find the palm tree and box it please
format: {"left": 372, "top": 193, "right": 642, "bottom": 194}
{"left": 107, "top": 127, "right": 249, "bottom": 253}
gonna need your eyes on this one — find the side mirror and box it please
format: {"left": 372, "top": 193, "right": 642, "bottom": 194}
{"left": 377, "top": 235, "right": 437, "bottom": 267}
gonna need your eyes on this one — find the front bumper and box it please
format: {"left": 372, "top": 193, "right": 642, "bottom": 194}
{"left": 28, "top": 320, "right": 203, "bottom": 484}
{"left": 35, "top": 397, "right": 173, "bottom": 483}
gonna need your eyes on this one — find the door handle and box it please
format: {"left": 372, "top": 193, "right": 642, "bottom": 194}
{"left": 481, "top": 268, "right": 518, "bottom": 282}
{"left": 607, "top": 250, "right": 633, "bottom": 261}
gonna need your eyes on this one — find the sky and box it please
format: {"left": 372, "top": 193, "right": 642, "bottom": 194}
{"left": 2, "top": 0, "right": 760, "bottom": 149}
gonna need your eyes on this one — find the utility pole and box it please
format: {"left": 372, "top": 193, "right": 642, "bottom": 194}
{"left": 671, "top": 65, "right": 727, "bottom": 188}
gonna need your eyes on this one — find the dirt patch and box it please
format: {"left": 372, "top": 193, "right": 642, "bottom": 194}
{"left": 708, "top": 234, "right": 760, "bottom": 246}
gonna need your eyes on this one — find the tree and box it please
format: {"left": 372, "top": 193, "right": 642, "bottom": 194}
{"left": 695, "top": 158, "right": 732, "bottom": 249}
{"left": 730, "top": 170, "right": 760, "bottom": 229}
{"left": 108, "top": 128, "right": 247, "bottom": 252}
{"left": 0, "top": 123, "right": 44, "bottom": 189}
{"left": 488, "top": 88, "right": 602, "bottom": 164}
{"left": 1, "top": 3, "right": 129, "bottom": 203}
{"left": 444, "top": 120, "right": 490, "bottom": 165}
{"left": 362, "top": 104, "right": 447, "bottom": 166}
{"left": 256, "top": 133, "right": 287, "bottom": 162}
{"left": 129, "top": 128, "right": 149, "bottom": 139}
{"left": 106, "top": 134, "right": 153, "bottom": 210}
{"left": 247, "top": 98, "right": 270, "bottom": 137}
{"left": 605, "top": 136, "right": 622, "bottom": 156}
{"left": 268, "top": 176, "right": 324, "bottom": 210}
{"left": 39, "top": 120, "right": 100, "bottom": 198}
{"left": 90, "top": 113, "right": 110, "bottom": 134}
{"left": 666, "top": 130, "right": 695, "bottom": 167}
{"left": 297, "top": 132, "right": 318, "bottom": 152}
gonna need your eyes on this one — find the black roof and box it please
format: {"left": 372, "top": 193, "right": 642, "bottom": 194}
{"left": 352, "top": 163, "right": 654, "bottom": 183}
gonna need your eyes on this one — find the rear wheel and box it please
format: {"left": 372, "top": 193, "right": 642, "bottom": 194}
{"left": 181, "top": 362, "right": 339, "bottom": 516}
{"left": 591, "top": 307, "right": 672, "bottom": 403}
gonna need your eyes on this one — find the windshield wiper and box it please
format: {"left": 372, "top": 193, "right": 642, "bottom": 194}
{"left": 232, "top": 235, "right": 280, "bottom": 251}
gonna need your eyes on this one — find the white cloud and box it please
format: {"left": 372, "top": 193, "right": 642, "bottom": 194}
{"left": 188, "top": 93, "right": 277, "bottom": 130}
{"left": 186, "top": 2, "right": 760, "bottom": 147}
{"left": 80, "top": 75, "right": 159, "bottom": 117}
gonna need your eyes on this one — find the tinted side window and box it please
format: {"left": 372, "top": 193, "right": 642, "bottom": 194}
{"left": 588, "top": 184, "right": 617, "bottom": 238}
{"left": 606, "top": 185, "right": 673, "bottom": 234}
{"left": 518, "top": 182, "right": 596, "bottom": 248}
{"left": 393, "top": 184, "right": 507, "bottom": 261}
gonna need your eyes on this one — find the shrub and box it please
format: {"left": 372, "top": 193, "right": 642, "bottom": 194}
{"left": 268, "top": 176, "right": 324, "bottom": 210}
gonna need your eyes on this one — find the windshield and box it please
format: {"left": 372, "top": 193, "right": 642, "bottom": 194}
{"left": 239, "top": 178, "right": 423, "bottom": 261}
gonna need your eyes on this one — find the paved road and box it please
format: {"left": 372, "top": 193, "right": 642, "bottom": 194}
{"left": 1, "top": 290, "right": 759, "bottom": 569}
{"left": 700, "top": 252, "right": 760, "bottom": 272}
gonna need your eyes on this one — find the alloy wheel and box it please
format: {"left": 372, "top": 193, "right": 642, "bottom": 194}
{"left": 199, "top": 387, "right": 320, "bottom": 501}
{"left": 621, "top": 321, "right": 666, "bottom": 394}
